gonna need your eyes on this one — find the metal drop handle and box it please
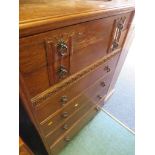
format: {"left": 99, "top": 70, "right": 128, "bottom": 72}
{"left": 64, "top": 137, "right": 71, "bottom": 142}
{"left": 104, "top": 65, "right": 111, "bottom": 73}
{"left": 57, "top": 65, "right": 68, "bottom": 78}
{"left": 97, "top": 95, "right": 102, "bottom": 100}
{"left": 61, "top": 112, "right": 69, "bottom": 118}
{"left": 100, "top": 81, "right": 106, "bottom": 87}
{"left": 60, "top": 96, "right": 68, "bottom": 105}
{"left": 57, "top": 40, "right": 68, "bottom": 56}
{"left": 62, "top": 124, "right": 69, "bottom": 130}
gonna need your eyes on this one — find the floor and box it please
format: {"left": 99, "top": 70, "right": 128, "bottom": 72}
{"left": 60, "top": 110, "right": 135, "bottom": 155}
{"left": 104, "top": 40, "right": 135, "bottom": 131}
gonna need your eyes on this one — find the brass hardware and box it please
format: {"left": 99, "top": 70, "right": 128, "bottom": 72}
{"left": 111, "top": 17, "right": 126, "bottom": 51}
{"left": 57, "top": 65, "right": 68, "bottom": 78}
{"left": 111, "top": 41, "right": 119, "bottom": 51}
{"left": 104, "top": 66, "right": 111, "bottom": 72}
{"left": 74, "top": 103, "right": 79, "bottom": 109}
{"left": 64, "top": 137, "right": 71, "bottom": 142}
{"left": 96, "top": 106, "right": 100, "bottom": 111}
{"left": 61, "top": 112, "right": 69, "bottom": 118}
{"left": 97, "top": 95, "right": 102, "bottom": 100}
{"left": 117, "top": 23, "right": 123, "bottom": 30}
{"left": 47, "top": 121, "right": 53, "bottom": 126}
{"left": 62, "top": 124, "right": 69, "bottom": 130}
{"left": 57, "top": 40, "right": 68, "bottom": 56}
{"left": 100, "top": 81, "right": 105, "bottom": 87}
{"left": 60, "top": 96, "right": 68, "bottom": 105}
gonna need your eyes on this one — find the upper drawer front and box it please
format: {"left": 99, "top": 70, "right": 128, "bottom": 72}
{"left": 33, "top": 53, "right": 120, "bottom": 123}
{"left": 20, "top": 12, "right": 132, "bottom": 97}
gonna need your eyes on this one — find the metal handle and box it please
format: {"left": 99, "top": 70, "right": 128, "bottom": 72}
{"left": 74, "top": 103, "right": 79, "bottom": 109}
{"left": 112, "top": 41, "right": 119, "bottom": 51}
{"left": 64, "top": 137, "right": 71, "bottom": 142}
{"left": 57, "top": 65, "right": 68, "bottom": 78}
{"left": 117, "top": 23, "right": 124, "bottom": 30}
{"left": 57, "top": 40, "right": 68, "bottom": 56}
{"left": 97, "top": 95, "right": 102, "bottom": 100}
{"left": 61, "top": 112, "right": 69, "bottom": 118}
{"left": 96, "top": 106, "right": 100, "bottom": 111}
{"left": 100, "top": 81, "right": 105, "bottom": 87}
{"left": 60, "top": 96, "right": 68, "bottom": 105}
{"left": 104, "top": 66, "right": 111, "bottom": 73}
{"left": 62, "top": 124, "right": 69, "bottom": 130}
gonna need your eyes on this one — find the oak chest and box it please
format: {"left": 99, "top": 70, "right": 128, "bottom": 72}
{"left": 19, "top": 0, "right": 134, "bottom": 154}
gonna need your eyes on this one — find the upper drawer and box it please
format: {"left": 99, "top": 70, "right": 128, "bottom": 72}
{"left": 20, "top": 12, "right": 133, "bottom": 97}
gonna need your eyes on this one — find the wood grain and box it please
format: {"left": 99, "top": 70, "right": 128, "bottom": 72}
{"left": 19, "top": 1, "right": 135, "bottom": 154}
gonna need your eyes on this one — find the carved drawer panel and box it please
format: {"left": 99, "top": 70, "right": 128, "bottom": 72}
{"left": 32, "top": 53, "right": 120, "bottom": 123}
{"left": 20, "top": 12, "right": 132, "bottom": 98}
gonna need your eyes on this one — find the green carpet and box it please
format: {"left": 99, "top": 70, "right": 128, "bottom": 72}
{"left": 59, "top": 110, "right": 135, "bottom": 155}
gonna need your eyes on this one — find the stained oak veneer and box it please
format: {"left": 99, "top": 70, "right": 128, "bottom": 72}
{"left": 20, "top": 0, "right": 134, "bottom": 155}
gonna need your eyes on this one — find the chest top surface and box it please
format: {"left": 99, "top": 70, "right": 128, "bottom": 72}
{"left": 19, "top": 0, "right": 134, "bottom": 37}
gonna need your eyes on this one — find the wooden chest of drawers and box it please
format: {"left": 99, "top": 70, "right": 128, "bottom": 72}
{"left": 19, "top": 0, "right": 134, "bottom": 154}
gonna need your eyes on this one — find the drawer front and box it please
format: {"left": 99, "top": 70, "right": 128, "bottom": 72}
{"left": 50, "top": 105, "right": 100, "bottom": 155}
{"left": 40, "top": 95, "right": 91, "bottom": 136}
{"left": 34, "top": 53, "right": 120, "bottom": 122}
{"left": 20, "top": 12, "right": 132, "bottom": 97}
{"left": 42, "top": 72, "right": 114, "bottom": 140}
{"left": 46, "top": 96, "right": 94, "bottom": 146}
{"left": 85, "top": 72, "right": 114, "bottom": 104}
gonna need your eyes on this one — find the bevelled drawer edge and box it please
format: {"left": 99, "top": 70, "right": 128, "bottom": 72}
{"left": 31, "top": 49, "right": 121, "bottom": 107}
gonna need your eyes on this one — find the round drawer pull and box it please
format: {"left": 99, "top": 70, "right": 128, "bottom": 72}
{"left": 104, "top": 66, "right": 111, "bottom": 73}
{"left": 57, "top": 65, "right": 68, "bottom": 78}
{"left": 100, "top": 81, "right": 106, "bottom": 87}
{"left": 62, "top": 124, "right": 69, "bottom": 130}
{"left": 61, "top": 112, "right": 69, "bottom": 118}
{"left": 57, "top": 40, "right": 68, "bottom": 56}
{"left": 74, "top": 103, "right": 79, "bottom": 109}
{"left": 96, "top": 106, "right": 100, "bottom": 111}
{"left": 64, "top": 137, "right": 71, "bottom": 142}
{"left": 60, "top": 96, "right": 68, "bottom": 105}
{"left": 97, "top": 95, "right": 102, "bottom": 100}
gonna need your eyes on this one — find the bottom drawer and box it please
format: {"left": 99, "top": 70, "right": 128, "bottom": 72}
{"left": 46, "top": 96, "right": 94, "bottom": 146}
{"left": 50, "top": 104, "right": 100, "bottom": 155}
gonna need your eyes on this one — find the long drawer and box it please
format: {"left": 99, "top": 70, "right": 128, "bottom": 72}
{"left": 50, "top": 105, "right": 100, "bottom": 155}
{"left": 20, "top": 12, "right": 132, "bottom": 97}
{"left": 33, "top": 53, "right": 120, "bottom": 123}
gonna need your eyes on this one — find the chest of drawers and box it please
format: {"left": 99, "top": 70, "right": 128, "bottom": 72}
{"left": 19, "top": 0, "right": 134, "bottom": 154}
